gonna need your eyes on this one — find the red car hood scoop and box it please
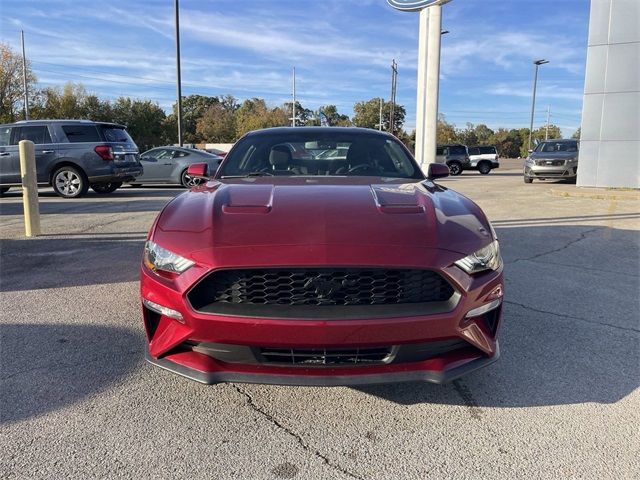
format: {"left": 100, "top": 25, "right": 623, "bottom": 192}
{"left": 155, "top": 180, "right": 492, "bottom": 256}
{"left": 209, "top": 183, "right": 437, "bottom": 248}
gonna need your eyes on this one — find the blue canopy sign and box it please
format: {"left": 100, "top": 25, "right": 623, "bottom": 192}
{"left": 387, "top": 0, "right": 448, "bottom": 11}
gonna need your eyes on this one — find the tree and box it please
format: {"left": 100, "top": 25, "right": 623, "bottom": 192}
{"left": 353, "top": 98, "right": 405, "bottom": 132}
{"left": 489, "top": 128, "right": 523, "bottom": 158}
{"left": 235, "top": 98, "right": 288, "bottom": 137}
{"left": 168, "top": 94, "right": 220, "bottom": 143}
{"left": 319, "top": 105, "right": 351, "bottom": 127}
{"left": 436, "top": 114, "right": 458, "bottom": 144}
{"left": 473, "top": 124, "right": 494, "bottom": 145}
{"left": 572, "top": 127, "right": 581, "bottom": 139}
{"left": 32, "top": 82, "right": 90, "bottom": 119}
{"left": 0, "top": 43, "right": 37, "bottom": 123}
{"left": 457, "top": 122, "right": 478, "bottom": 146}
{"left": 111, "top": 97, "right": 167, "bottom": 150}
{"left": 196, "top": 96, "right": 237, "bottom": 143}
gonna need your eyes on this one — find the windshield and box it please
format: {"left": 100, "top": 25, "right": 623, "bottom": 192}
{"left": 535, "top": 141, "right": 578, "bottom": 153}
{"left": 217, "top": 131, "right": 422, "bottom": 179}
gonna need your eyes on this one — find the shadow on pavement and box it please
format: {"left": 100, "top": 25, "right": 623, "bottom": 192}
{"left": 0, "top": 323, "right": 143, "bottom": 425}
{"left": 0, "top": 236, "right": 145, "bottom": 292}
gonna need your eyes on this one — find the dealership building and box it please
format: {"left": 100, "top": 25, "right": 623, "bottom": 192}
{"left": 578, "top": 0, "right": 639, "bottom": 188}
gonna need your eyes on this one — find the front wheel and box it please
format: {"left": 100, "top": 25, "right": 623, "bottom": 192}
{"left": 524, "top": 176, "right": 533, "bottom": 184}
{"left": 181, "top": 169, "right": 203, "bottom": 188}
{"left": 448, "top": 162, "right": 462, "bottom": 176}
{"left": 478, "top": 162, "right": 492, "bottom": 175}
{"left": 91, "top": 182, "right": 122, "bottom": 194}
{"left": 52, "top": 166, "right": 88, "bottom": 198}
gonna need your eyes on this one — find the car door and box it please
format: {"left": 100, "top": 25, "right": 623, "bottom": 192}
{"left": 14, "top": 125, "right": 57, "bottom": 184}
{"left": 153, "top": 149, "right": 179, "bottom": 182}
{"left": 0, "top": 126, "right": 19, "bottom": 185}
{"left": 139, "top": 148, "right": 167, "bottom": 182}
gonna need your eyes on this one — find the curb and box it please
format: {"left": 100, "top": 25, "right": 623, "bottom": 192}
{"left": 550, "top": 188, "right": 640, "bottom": 201}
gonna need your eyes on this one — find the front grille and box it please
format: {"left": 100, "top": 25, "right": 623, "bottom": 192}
{"left": 259, "top": 346, "right": 393, "bottom": 365}
{"left": 189, "top": 268, "right": 454, "bottom": 308}
{"left": 535, "top": 159, "right": 565, "bottom": 166}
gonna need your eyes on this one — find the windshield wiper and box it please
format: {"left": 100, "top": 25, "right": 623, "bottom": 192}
{"left": 220, "top": 171, "right": 275, "bottom": 178}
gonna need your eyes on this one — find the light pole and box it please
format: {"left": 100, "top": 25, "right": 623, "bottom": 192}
{"left": 528, "top": 59, "right": 548, "bottom": 150}
{"left": 174, "top": 0, "right": 183, "bottom": 146}
{"left": 21, "top": 30, "right": 29, "bottom": 120}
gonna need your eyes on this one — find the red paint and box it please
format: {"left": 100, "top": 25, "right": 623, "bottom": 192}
{"left": 141, "top": 131, "right": 503, "bottom": 385}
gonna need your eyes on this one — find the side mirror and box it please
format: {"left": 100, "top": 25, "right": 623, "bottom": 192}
{"left": 427, "top": 163, "right": 449, "bottom": 180}
{"left": 187, "top": 162, "right": 209, "bottom": 180}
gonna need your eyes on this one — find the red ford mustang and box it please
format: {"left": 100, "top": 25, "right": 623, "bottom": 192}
{"left": 141, "top": 127, "right": 503, "bottom": 385}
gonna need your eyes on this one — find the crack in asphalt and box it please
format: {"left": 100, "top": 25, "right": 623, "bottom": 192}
{"left": 504, "top": 300, "right": 640, "bottom": 333}
{"left": 510, "top": 226, "right": 603, "bottom": 263}
{"left": 232, "top": 385, "right": 364, "bottom": 480}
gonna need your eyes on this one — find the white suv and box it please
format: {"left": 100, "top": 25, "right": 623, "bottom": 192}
{"left": 468, "top": 146, "right": 500, "bottom": 175}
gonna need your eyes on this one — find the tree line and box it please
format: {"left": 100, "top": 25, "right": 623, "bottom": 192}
{"left": 1, "top": 42, "right": 576, "bottom": 156}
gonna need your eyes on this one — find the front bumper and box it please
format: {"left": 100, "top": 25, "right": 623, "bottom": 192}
{"left": 525, "top": 165, "right": 577, "bottom": 178}
{"left": 145, "top": 343, "right": 500, "bottom": 386}
{"left": 140, "top": 250, "right": 503, "bottom": 386}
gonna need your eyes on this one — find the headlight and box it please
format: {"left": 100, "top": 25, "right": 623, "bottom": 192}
{"left": 454, "top": 240, "right": 502, "bottom": 274}
{"left": 144, "top": 241, "right": 194, "bottom": 274}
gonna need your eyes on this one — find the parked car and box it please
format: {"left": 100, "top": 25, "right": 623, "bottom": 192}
{"left": 436, "top": 144, "right": 471, "bottom": 176}
{"left": 468, "top": 145, "right": 500, "bottom": 174}
{"left": 204, "top": 147, "right": 228, "bottom": 158}
{"left": 524, "top": 139, "right": 579, "bottom": 183}
{"left": 0, "top": 120, "right": 142, "bottom": 198}
{"left": 141, "top": 127, "right": 503, "bottom": 386}
{"left": 134, "top": 146, "right": 223, "bottom": 187}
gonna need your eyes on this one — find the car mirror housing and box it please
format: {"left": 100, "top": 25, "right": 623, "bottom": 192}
{"left": 187, "top": 162, "right": 209, "bottom": 179}
{"left": 427, "top": 163, "right": 449, "bottom": 180}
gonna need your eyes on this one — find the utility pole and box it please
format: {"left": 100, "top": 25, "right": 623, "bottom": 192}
{"left": 389, "top": 59, "right": 398, "bottom": 135}
{"left": 21, "top": 30, "right": 29, "bottom": 120}
{"left": 545, "top": 105, "right": 550, "bottom": 140}
{"left": 528, "top": 59, "right": 549, "bottom": 150}
{"left": 291, "top": 67, "right": 296, "bottom": 127}
{"left": 378, "top": 98, "right": 384, "bottom": 131}
{"left": 174, "top": 0, "right": 183, "bottom": 146}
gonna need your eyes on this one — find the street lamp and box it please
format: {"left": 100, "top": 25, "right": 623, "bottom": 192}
{"left": 528, "top": 59, "right": 549, "bottom": 150}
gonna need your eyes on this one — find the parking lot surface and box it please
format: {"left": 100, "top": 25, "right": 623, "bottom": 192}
{"left": 1, "top": 163, "right": 639, "bottom": 479}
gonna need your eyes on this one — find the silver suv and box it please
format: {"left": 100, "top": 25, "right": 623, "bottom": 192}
{"left": 0, "top": 120, "right": 142, "bottom": 198}
{"left": 524, "top": 139, "right": 579, "bottom": 184}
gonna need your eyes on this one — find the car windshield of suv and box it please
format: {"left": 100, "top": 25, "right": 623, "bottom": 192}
{"left": 536, "top": 141, "right": 578, "bottom": 153}
{"left": 217, "top": 131, "right": 422, "bottom": 179}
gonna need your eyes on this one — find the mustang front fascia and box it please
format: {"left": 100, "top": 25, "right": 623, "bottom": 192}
{"left": 140, "top": 181, "right": 503, "bottom": 386}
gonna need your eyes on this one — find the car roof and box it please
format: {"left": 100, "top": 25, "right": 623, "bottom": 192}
{"left": 3, "top": 119, "right": 127, "bottom": 128}
{"left": 243, "top": 126, "right": 396, "bottom": 138}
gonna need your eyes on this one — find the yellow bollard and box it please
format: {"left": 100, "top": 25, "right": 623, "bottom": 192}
{"left": 18, "top": 140, "right": 41, "bottom": 237}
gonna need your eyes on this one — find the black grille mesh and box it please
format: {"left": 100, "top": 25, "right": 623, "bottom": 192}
{"left": 189, "top": 268, "right": 454, "bottom": 308}
{"left": 259, "top": 346, "right": 392, "bottom": 365}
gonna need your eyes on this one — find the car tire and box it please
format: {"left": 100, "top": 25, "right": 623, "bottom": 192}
{"left": 52, "top": 166, "right": 89, "bottom": 198}
{"left": 91, "top": 182, "right": 122, "bottom": 194}
{"left": 181, "top": 169, "right": 203, "bottom": 188}
{"left": 478, "top": 162, "right": 492, "bottom": 175}
{"left": 0, "top": 187, "right": 10, "bottom": 196}
{"left": 524, "top": 176, "right": 533, "bottom": 184}
{"left": 448, "top": 162, "right": 463, "bottom": 176}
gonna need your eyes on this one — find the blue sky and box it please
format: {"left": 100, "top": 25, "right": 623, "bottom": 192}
{"left": 1, "top": 0, "right": 590, "bottom": 136}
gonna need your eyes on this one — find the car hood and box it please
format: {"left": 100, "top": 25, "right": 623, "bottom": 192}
{"left": 152, "top": 178, "right": 493, "bottom": 258}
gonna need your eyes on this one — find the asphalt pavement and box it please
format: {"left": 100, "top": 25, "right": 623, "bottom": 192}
{"left": 1, "top": 164, "right": 639, "bottom": 479}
